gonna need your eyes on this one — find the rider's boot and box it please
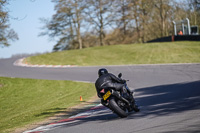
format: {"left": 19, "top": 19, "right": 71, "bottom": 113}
{"left": 101, "top": 99, "right": 110, "bottom": 108}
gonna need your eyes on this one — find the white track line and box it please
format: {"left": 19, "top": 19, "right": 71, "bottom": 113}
{"left": 14, "top": 57, "right": 200, "bottom": 68}
{"left": 23, "top": 104, "right": 111, "bottom": 133}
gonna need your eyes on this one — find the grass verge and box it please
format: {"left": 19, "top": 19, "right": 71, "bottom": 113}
{"left": 0, "top": 77, "right": 95, "bottom": 133}
{"left": 26, "top": 41, "right": 200, "bottom": 66}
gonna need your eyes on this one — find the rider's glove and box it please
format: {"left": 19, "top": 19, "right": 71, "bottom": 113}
{"left": 122, "top": 79, "right": 126, "bottom": 84}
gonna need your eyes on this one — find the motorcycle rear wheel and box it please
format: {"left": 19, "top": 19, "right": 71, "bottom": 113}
{"left": 109, "top": 98, "right": 128, "bottom": 118}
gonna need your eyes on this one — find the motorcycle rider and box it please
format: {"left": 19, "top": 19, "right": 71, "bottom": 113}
{"left": 95, "top": 68, "right": 134, "bottom": 107}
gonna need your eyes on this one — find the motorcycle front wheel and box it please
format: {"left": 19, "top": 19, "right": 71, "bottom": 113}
{"left": 109, "top": 98, "right": 128, "bottom": 118}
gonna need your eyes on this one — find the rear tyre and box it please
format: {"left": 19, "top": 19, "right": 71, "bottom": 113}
{"left": 109, "top": 98, "right": 128, "bottom": 118}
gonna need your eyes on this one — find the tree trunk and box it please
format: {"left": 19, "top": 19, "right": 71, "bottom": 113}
{"left": 99, "top": 1, "right": 104, "bottom": 46}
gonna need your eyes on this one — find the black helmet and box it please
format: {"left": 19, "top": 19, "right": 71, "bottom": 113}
{"left": 98, "top": 68, "right": 108, "bottom": 77}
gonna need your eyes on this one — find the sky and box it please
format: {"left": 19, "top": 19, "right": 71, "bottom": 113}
{"left": 0, "top": 0, "right": 56, "bottom": 58}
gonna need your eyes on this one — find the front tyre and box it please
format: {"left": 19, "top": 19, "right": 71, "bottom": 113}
{"left": 129, "top": 96, "right": 140, "bottom": 112}
{"left": 132, "top": 102, "right": 140, "bottom": 112}
{"left": 109, "top": 98, "right": 128, "bottom": 118}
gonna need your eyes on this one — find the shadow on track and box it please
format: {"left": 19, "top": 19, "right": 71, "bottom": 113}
{"left": 127, "top": 80, "right": 200, "bottom": 133}
{"left": 134, "top": 80, "right": 200, "bottom": 117}
{"left": 34, "top": 81, "right": 200, "bottom": 132}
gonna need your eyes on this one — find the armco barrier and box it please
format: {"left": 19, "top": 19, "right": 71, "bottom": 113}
{"left": 174, "top": 35, "right": 200, "bottom": 41}
{"left": 147, "top": 35, "right": 200, "bottom": 43}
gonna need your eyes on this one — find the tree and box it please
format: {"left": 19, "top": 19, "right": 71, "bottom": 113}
{"left": 188, "top": 0, "right": 200, "bottom": 26}
{"left": 42, "top": 0, "right": 198, "bottom": 51}
{"left": 40, "top": 0, "right": 85, "bottom": 51}
{"left": 154, "top": 0, "right": 173, "bottom": 37}
{"left": 129, "top": 0, "right": 141, "bottom": 42}
{"left": 85, "top": 0, "right": 115, "bottom": 46}
{"left": 0, "top": 0, "right": 18, "bottom": 48}
{"left": 115, "top": 0, "right": 130, "bottom": 36}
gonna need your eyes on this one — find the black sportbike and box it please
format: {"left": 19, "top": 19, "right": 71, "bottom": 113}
{"left": 99, "top": 73, "right": 140, "bottom": 118}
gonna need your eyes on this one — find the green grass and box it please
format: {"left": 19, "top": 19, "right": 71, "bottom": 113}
{"left": 1, "top": 41, "right": 199, "bottom": 132}
{"left": 0, "top": 77, "right": 95, "bottom": 133}
{"left": 26, "top": 41, "right": 200, "bottom": 66}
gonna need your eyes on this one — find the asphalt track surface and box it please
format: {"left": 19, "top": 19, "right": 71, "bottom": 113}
{"left": 0, "top": 57, "right": 200, "bottom": 133}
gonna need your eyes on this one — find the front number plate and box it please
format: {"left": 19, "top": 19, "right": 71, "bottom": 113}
{"left": 103, "top": 91, "right": 111, "bottom": 100}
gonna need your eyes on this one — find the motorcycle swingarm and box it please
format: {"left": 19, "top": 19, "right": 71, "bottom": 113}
{"left": 111, "top": 91, "right": 131, "bottom": 106}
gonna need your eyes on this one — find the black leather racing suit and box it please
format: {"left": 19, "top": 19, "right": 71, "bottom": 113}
{"left": 95, "top": 73, "right": 126, "bottom": 98}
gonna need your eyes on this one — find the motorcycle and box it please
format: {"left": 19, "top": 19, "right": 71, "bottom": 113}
{"left": 99, "top": 73, "right": 140, "bottom": 118}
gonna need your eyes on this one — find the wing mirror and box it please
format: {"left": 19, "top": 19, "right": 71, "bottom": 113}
{"left": 118, "top": 73, "right": 122, "bottom": 78}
